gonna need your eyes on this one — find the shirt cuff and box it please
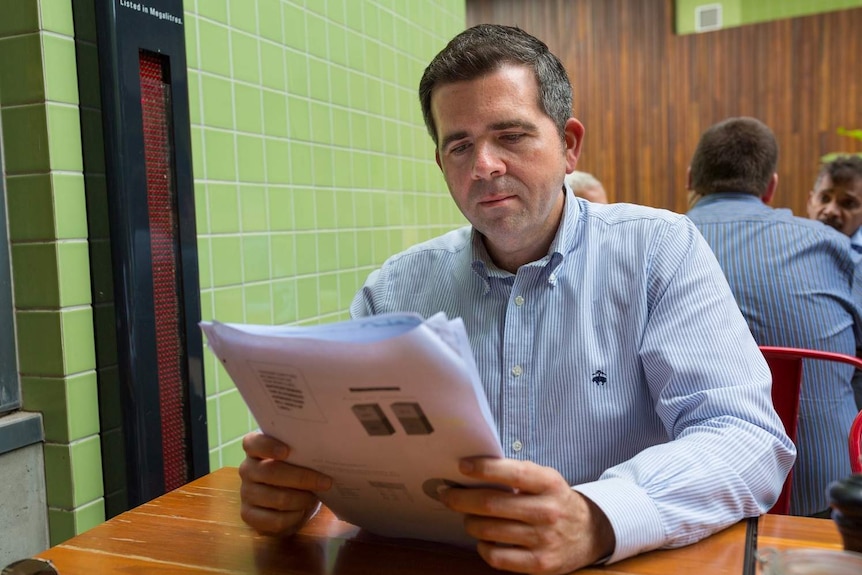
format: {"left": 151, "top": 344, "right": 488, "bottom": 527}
{"left": 572, "top": 478, "right": 666, "bottom": 564}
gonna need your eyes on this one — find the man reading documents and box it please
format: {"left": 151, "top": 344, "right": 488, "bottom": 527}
{"left": 239, "top": 24, "right": 794, "bottom": 575}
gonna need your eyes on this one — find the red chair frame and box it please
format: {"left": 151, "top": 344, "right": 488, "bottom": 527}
{"left": 758, "top": 346, "right": 862, "bottom": 514}
{"left": 851, "top": 409, "right": 862, "bottom": 474}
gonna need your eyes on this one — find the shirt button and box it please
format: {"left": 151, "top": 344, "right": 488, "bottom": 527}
{"left": 512, "top": 440, "right": 523, "bottom": 452}
{"left": 511, "top": 365, "right": 523, "bottom": 377}
{"left": 549, "top": 273, "right": 557, "bottom": 282}
{"left": 514, "top": 295, "right": 525, "bottom": 306}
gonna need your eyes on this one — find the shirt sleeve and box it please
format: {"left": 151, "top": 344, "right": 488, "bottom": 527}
{"left": 574, "top": 216, "right": 796, "bottom": 563}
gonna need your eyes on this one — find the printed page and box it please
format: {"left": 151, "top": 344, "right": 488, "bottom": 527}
{"left": 200, "top": 314, "right": 503, "bottom": 546}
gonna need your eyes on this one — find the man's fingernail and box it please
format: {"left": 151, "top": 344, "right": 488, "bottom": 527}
{"left": 274, "top": 446, "right": 289, "bottom": 460}
{"left": 317, "top": 476, "right": 333, "bottom": 490}
{"left": 460, "top": 460, "right": 474, "bottom": 474}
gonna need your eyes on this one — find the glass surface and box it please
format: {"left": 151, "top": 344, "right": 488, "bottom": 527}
{"left": 758, "top": 547, "right": 862, "bottom": 575}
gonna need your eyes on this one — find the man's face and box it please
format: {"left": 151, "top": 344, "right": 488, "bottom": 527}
{"left": 431, "top": 64, "right": 583, "bottom": 267}
{"left": 807, "top": 174, "right": 862, "bottom": 237}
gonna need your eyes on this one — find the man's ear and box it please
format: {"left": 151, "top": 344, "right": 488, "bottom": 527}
{"left": 435, "top": 148, "right": 442, "bottom": 171}
{"left": 685, "top": 167, "right": 692, "bottom": 191}
{"left": 762, "top": 172, "right": 778, "bottom": 204}
{"left": 564, "top": 118, "right": 585, "bottom": 172}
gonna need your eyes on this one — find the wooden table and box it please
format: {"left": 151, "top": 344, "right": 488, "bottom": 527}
{"left": 30, "top": 467, "right": 843, "bottom": 574}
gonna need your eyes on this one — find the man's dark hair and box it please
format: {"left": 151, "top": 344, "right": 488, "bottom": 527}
{"left": 690, "top": 117, "right": 778, "bottom": 196}
{"left": 418, "top": 24, "right": 572, "bottom": 146}
{"left": 815, "top": 155, "right": 862, "bottom": 188}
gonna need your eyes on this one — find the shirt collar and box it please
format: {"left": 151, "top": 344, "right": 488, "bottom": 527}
{"left": 688, "top": 192, "right": 765, "bottom": 212}
{"left": 470, "top": 185, "right": 577, "bottom": 289}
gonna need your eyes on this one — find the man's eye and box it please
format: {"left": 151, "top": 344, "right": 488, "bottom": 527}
{"left": 449, "top": 143, "right": 470, "bottom": 155}
{"left": 501, "top": 133, "right": 524, "bottom": 143}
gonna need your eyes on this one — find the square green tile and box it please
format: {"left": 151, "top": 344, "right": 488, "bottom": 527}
{"left": 294, "top": 233, "right": 317, "bottom": 275}
{"left": 292, "top": 187, "right": 315, "bottom": 230}
{"left": 330, "top": 70, "right": 349, "bottom": 107}
{"left": 316, "top": 232, "right": 337, "bottom": 272}
{"left": 197, "top": 19, "right": 231, "bottom": 77}
{"left": 199, "top": 285, "right": 214, "bottom": 320}
{"left": 196, "top": 0, "right": 228, "bottom": 25}
{"left": 242, "top": 235, "right": 270, "bottom": 282}
{"left": 348, "top": 111, "right": 368, "bottom": 148}
{"left": 2, "top": 105, "right": 49, "bottom": 173}
{"left": 312, "top": 146, "right": 334, "bottom": 186}
{"left": 53, "top": 173, "right": 88, "bottom": 239}
{"left": 184, "top": 13, "right": 198, "bottom": 69}
{"left": 287, "top": 95, "right": 310, "bottom": 140}
{"left": 333, "top": 148, "right": 352, "bottom": 190}
{"left": 270, "top": 233, "right": 296, "bottom": 278}
{"left": 62, "top": 307, "right": 96, "bottom": 374}
{"left": 47, "top": 507, "right": 75, "bottom": 546}
{"left": 282, "top": 2, "right": 307, "bottom": 52}
{"left": 309, "top": 102, "right": 331, "bottom": 144}
{"left": 315, "top": 188, "right": 336, "bottom": 228}
{"left": 200, "top": 74, "right": 234, "bottom": 129}
{"left": 44, "top": 442, "right": 74, "bottom": 507}
{"left": 210, "top": 235, "right": 242, "bottom": 286}
{"left": 231, "top": 30, "right": 260, "bottom": 84}
{"left": 203, "top": 128, "right": 237, "bottom": 181}
{"left": 308, "top": 60, "right": 329, "bottom": 102}
{"left": 239, "top": 185, "right": 267, "bottom": 232}
{"left": 318, "top": 272, "right": 339, "bottom": 315}
{"left": 46, "top": 103, "right": 83, "bottom": 171}
{"left": 186, "top": 70, "right": 202, "bottom": 124}
{"left": 0, "top": 34, "right": 44, "bottom": 106}
{"left": 22, "top": 372, "right": 99, "bottom": 442}
{"left": 305, "top": 12, "right": 327, "bottom": 60}
{"left": 0, "top": 0, "right": 38, "bottom": 35}
{"left": 262, "top": 91, "right": 287, "bottom": 137}
{"left": 208, "top": 183, "right": 240, "bottom": 233}
{"left": 271, "top": 278, "right": 297, "bottom": 324}
{"left": 267, "top": 186, "right": 294, "bottom": 230}
{"left": 218, "top": 389, "right": 250, "bottom": 443}
{"left": 6, "top": 174, "right": 53, "bottom": 241}
{"left": 260, "top": 41, "right": 285, "bottom": 91}
{"left": 12, "top": 243, "right": 60, "bottom": 308}
{"left": 198, "top": 237, "right": 212, "bottom": 289}
{"left": 228, "top": 0, "right": 257, "bottom": 33}
{"left": 355, "top": 230, "right": 374, "bottom": 266}
{"left": 258, "top": 0, "right": 282, "bottom": 43}
{"left": 74, "top": 496, "right": 106, "bottom": 534}
{"left": 191, "top": 126, "right": 205, "bottom": 179}
{"left": 345, "top": 32, "right": 366, "bottom": 73}
{"left": 236, "top": 134, "right": 265, "bottom": 182}
{"left": 289, "top": 142, "right": 312, "bottom": 185}
{"left": 221, "top": 438, "right": 245, "bottom": 466}
{"left": 265, "top": 138, "right": 290, "bottom": 183}
{"left": 335, "top": 189, "right": 355, "bottom": 227}
{"left": 296, "top": 276, "right": 319, "bottom": 319}
{"left": 40, "top": 0, "right": 75, "bottom": 35}
{"left": 234, "top": 82, "right": 262, "bottom": 133}
{"left": 208, "top": 448, "right": 221, "bottom": 471}
{"left": 327, "top": 22, "right": 347, "bottom": 67}
{"left": 244, "top": 283, "right": 272, "bottom": 324}
{"left": 70, "top": 436, "right": 103, "bottom": 505}
{"left": 57, "top": 241, "right": 91, "bottom": 306}
{"left": 284, "top": 51, "right": 309, "bottom": 96}
{"left": 42, "top": 34, "right": 78, "bottom": 104}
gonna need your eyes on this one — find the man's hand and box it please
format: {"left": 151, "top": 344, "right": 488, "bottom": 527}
{"left": 438, "top": 457, "right": 615, "bottom": 575}
{"left": 238, "top": 432, "right": 333, "bottom": 537}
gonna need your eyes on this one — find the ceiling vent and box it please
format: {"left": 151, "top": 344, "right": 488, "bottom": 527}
{"left": 695, "top": 4, "right": 723, "bottom": 32}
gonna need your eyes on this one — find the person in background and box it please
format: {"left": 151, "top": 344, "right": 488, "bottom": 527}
{"left": 806, "top": 155, "right": 862, "bottom": 253}
{"left": 239, "top": 26, "right": 794, "bottom": 575}
{"left": 565, "top": 170, "right": 608, "bottom": 203}
{"left": 687, "top": 116, "right": 862, "bottom": 517}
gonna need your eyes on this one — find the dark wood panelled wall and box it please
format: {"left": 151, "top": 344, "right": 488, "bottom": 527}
{"left": 466, "top": 0, "right": 862, "bottom": 215}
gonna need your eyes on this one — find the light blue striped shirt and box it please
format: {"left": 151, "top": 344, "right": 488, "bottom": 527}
{"left": 351, "top": 188, "right": 795, "bottom": 562}
{"left": 689, "top": 192, "right": 862, "bottom": 516}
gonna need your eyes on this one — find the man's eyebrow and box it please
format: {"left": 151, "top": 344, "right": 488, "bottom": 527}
{"left": 439, "top": 120, "right": 539, "bottom": 151}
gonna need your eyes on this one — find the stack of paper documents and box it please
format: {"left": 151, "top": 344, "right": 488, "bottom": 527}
{"left": 200, "top": 312, "right": 503, "bottom": 546}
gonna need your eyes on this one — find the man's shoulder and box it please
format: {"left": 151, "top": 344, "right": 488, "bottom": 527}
{"left": 382, "top": 225, "right": 473, "bottom": 268}
{"left": 586, "top": 202, "right": 688, "bottom": 227}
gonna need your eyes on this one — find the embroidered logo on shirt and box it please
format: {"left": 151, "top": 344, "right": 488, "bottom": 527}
{"left": 591, "top": 370, "right": 607, "bottom": 386}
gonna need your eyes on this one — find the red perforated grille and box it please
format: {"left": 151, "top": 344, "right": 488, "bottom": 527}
{"left": 139, "top": 51, "right": 187, "bottom": 491}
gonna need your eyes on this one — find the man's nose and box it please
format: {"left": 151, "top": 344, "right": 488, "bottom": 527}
{"left": 471, "top": 142, "right": 505, "bottom": 180}
{"left": 822, "top": 201, "right": 842, "bottom": 218}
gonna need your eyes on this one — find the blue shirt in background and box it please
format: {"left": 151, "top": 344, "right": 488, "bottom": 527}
{"left": 351, "top": 188, "right": 794, "bottom": 562}
{"left": 689, "top": 192, "right": 862, "bottom": 516}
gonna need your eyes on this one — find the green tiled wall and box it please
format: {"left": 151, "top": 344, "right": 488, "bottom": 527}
{"left": 676, "top": 0, "right": 862, "bottom": 34}
{"left": 0, "top": 0, "right": 103, "bottom": 547}
{"left": 187, "top": 0, "right": 467, "bottom": 469}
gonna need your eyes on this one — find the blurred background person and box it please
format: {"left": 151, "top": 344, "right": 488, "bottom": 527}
{"left": 686, "top": 116, "right": 862, "bottom": 517}
{"left": 806, "top": 155, "right": 862, "bottom": 253}
{"left": 565, "top": 170, "right": 608, "bottom": 203}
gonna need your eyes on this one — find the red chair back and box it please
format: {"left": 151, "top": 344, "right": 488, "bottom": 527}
{"left": 851, "top": 410, "right": 862, "bottom": 474}
{"left": 759, "top": 346, "right": 862, "bottom": 514}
